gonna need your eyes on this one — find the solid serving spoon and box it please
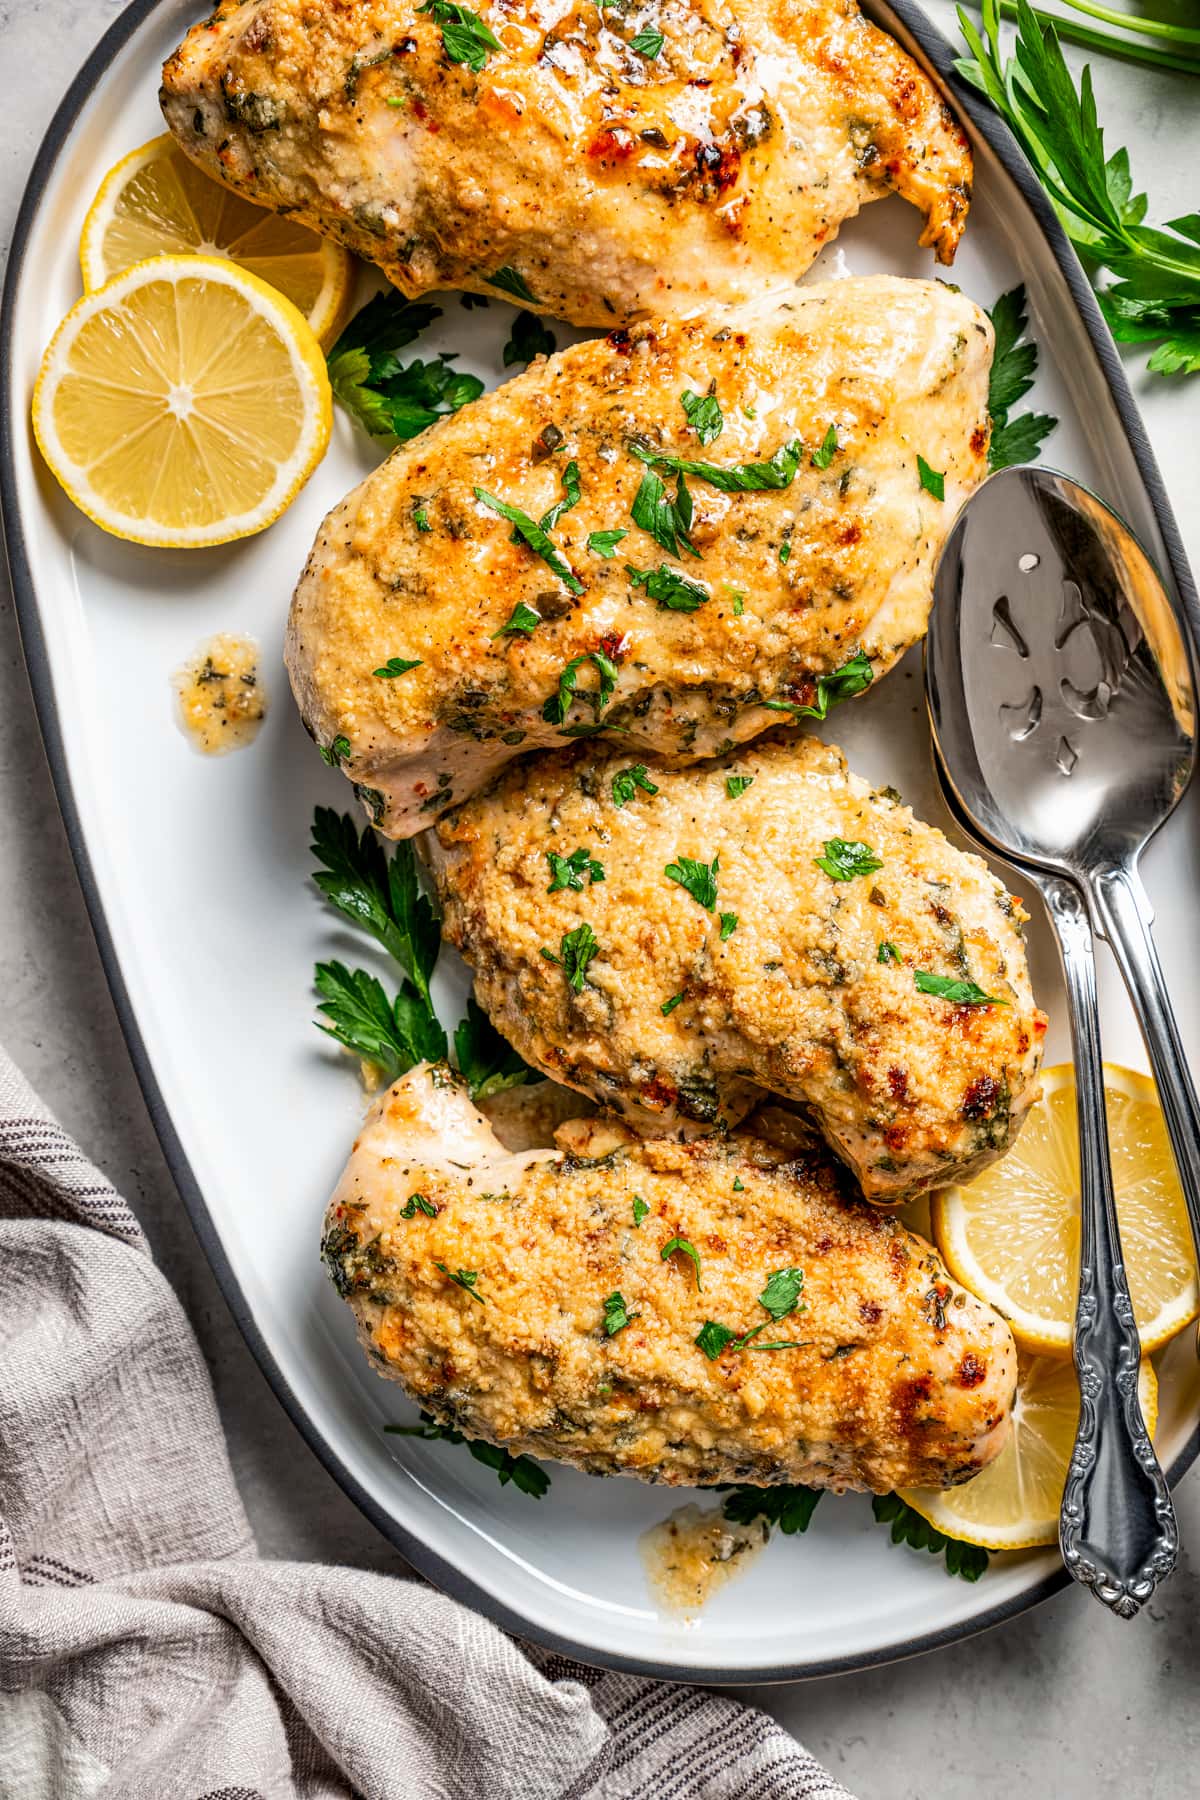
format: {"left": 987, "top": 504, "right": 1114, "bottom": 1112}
{"left": 927, "top": 464, "right": 1199, "bottom": 1617}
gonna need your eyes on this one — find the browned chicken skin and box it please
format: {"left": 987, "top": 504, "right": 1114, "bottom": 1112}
{"left": 160, "top": 0, "right": 972, "bottom": 327}
{"left": 322, "top": 1064, "right": 1017, "bottom": 1490}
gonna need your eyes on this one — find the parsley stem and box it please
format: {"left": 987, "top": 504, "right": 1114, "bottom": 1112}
{"left": 1032, "top": 0, "right": 1200, "bottom": 47}
{"left": 996, "top": 2, "right": 1200, "bottom": 73}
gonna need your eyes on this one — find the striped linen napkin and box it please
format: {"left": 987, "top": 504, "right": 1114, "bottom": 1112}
{"left": 0, "top": 1041, "right": 855, "bottom": 1800}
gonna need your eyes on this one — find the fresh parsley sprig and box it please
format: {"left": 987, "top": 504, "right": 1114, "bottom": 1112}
{"left": 327, "top": 292, "right": 483, "bottom": 439}
{"left": 986, "top": 285, "right": 1059, "bottom": 468}
{"left": 871, "top": 1494, "right": 991, "bottom": 1581}
{"left": 311, "top": 808, "right": 440, "bottom": 1008}
{"left": 958, "top": 0, "right": 1200, "bottom": 375}
{"left": 386, "top": 1410, "right": 550, "bottom": 1498}
{"left": 315, "top": 960, "right": 447, "bottom": 1079}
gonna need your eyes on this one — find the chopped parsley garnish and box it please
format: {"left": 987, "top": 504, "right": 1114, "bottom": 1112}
{"left": 603, "top": 1291, "right": 640, "bottom": 1335}
{"left": 725, "top": 775, "right": 754, "bottom": 800}
{"left": 453, "top": 995, "right": 537, "bottom": 1100}
{"left": 627, "top": 562, "right": 710, "bottom": 612}
{"left": 373, "top": 656, "right": 422, "bottom": 678}
{"left": 810, "top": 424, "right": 838, "bottom": 470}
{"left": 758, "top": 1266, "right": 805, "bottom": 1320}
{"left": 475, "top": 487, "right": 582, "bottom": 594}
{"left": 630, "top": 465, "right": 698, "bottom": 559}
{"left": 546, "top": 846, "right": 604, "bottom": 891}
{"left": 414, "top": 505, "right": 432, "bottom": 532}
{"left": 914, "top": 971, "right": 1005, "bottom": 1006}
{"left": 665, "top": 853, "right": 719, "bottom": 911}
{"left": 731, "top": 592, "right": 745, "bottom": 617}
{"left": 434, "top": 1261, "right": 488, "bottom": 1304}
{"left": 385, "top": 1411, "right": 549, "bottom": 1499}
{"left": 418, "top": 0, "right": 501, "bottom": 69}
{"left": 612, "top": 763, "right": 659, "bottom": 806}
{"left": 588, "top": 528, "right": 628, "bottom": 558}
{"left": 719, "top": 911, "right": 738, "bottom": 940}
{"left": 661, "top": 1235, "right": 702, "bottom": 1287}
{"left": 495, "top": 600, "right": 541, "bottom": 638}
{"left": 917, "top": 454, "right": 946, "bottom": 501}
{"left": 400, "top": 1193, "right": 438, "bottom": 1218}
{"left": 630, "top": 25, "right": 664, "bottom": 55}
{"left": 779, "top": 540, "right": 791, "bottom": 564}
{"left": 877, "top": 941, "right": 901, "bottom": 964}
{"left": 327, "top": 292, "right": 482, "bottom": 440}
{"left": 732, "top": 1176, "right": 744, "bottom": 1192}
{"left": 629, "top": 435, "right": 803, "bottom": 493}
{"left": 632, "top": 1195, "right": 649, "bottom": 1227}
{"left": 985, "top": 284, "right": 1058, "bottom": 470}
{"left": 660, "top": 992, "right": 684, "bottom": 1016}
{"left": 541, "top": 922, "right": 600, "bottom": 990}
{"left": 319, "top": 734, "right": 352, "bottom": 767}
{"left": 763, "top": 651, "right": 874, "bottom": 721}
{"left": 503, "top": 309, "right": 556, "bottom": 367}
{"left": 540, "top": 458, "right": 581, "bottom": 532}
{"left": 723, "top": 1485, "right": 822, "bottom": 1534}
{"left": 485, "top": 265, "right": 537, "bottom": 303}
{"left": 872, "top": 1493, "right": 990, "bottom": 1581}
{"left": 695, "top": 1320, "right": 739, "bottom": 1360}
{"left": 543, "top": 650, "right": 619, "bottom": 731}
{"left": 815, "top": 838, "right": 883, "bottom": 882}
{"left": 680, "top": 387, "right": 723, "bottom": 445}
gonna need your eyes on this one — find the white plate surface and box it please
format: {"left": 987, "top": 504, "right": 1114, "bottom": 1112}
{"left": 6, "top": 0, "right": 1200, "bottom": 1679}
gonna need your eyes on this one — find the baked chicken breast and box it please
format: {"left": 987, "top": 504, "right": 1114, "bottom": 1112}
{"left": 161, "top": 0, "right": 972, "bottom": 327}
{"left": 287, "top": 276, "right": 993, "bottom": 836}
{"left": 429, "top": 733, "right": 1046, "bottom": 1200}
{"left": 322, "top": 1063, "right": 1016, "bottom": 1491}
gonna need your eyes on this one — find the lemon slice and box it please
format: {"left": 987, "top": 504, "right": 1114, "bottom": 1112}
{"left": 933, "top": 1062, "right": 1198, "bottom": 1356}
{"left": 33, "top": 255, "right": 332, "bottom": 548}
{"left": 898, "top": 1352, "right": 1157, "bottom": 1551}
{"left": 80, "top": 135, "right": 352, "bottom": 344}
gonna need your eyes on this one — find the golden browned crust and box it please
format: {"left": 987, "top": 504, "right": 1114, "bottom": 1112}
{"left": 322, "top": 1065, "right": 1016, "bottom": 1491}
{"left": 161, "top": 0, "right": 972, "bottom": 327}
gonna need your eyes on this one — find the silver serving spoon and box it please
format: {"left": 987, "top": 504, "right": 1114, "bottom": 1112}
{"left": 927, "top": 465, "right": 1200, "bottom": 1617}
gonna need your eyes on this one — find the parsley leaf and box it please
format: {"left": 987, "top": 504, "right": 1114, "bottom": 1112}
{"left": 327, "top": 291, "right": 482, "bottom": 439}
{"left": 762, "top": 651, "right": 874, "bottom": 721}
{"left": 486, "top": 266, "right": 537, "bottom": 303}
{"left": 319, "top": 734, "right": 352, "bottom": 767}
{"left": 495, "top": 600, "right": 541, "bottom": 638}
{"left": 878, "top": 941, "right": 901, "bottom": 964}
{"left": 629, "top": 435, "right": 804, "bottom": 493}
{"left": 314, "top": 960, "right": 447, "bottom": 1079}
{"left": 630, "top": 25, "right": 664, "bottom": 56}
{"left": 310, "top": 808, "right": 441, "bottom": 1009}
{"left": 435, "top": 1261, "right": 488, "bottom": 1303}
{"left": 758, "top": 1267, "right": 804, "bottom": 1320}
{"left": 546, "top": 846, "right": 605, "bottom": 891}
{"left": 543, "top": 650, "right": 619, "bottom": 730}
{"left": 541, "top": 922, "right": 600, "bottom": 990}
{"left": 872, "top": 1493, "right": 990, "bottom": 1580}
{"left": 723, "top": 1485, "right": 822, "bottom": 1534}
{"left": 917, "top": 454, "right": 945, "bottom": 502}
{"left": 603, "top": 1291, "right": 640, "bottom": 1335}
{"left": 665, "top": 853, "right": 719, "bottom": 911}
{"left": 539, "top": 458, "right": 581, "bottom": 532}
{"left": 632, "top": 1195, "right": 649, "bottom": 1227}
{"left": 725, "top": 775, "right": 754, "bottom": 800}
{"left": 660, "top": 992, "right": 685, "bottom": 1015}
{"left": 630, "top": 466, "right": 698, "bottom": 559}
{"left": 475, "top": 486, "right": 582, "bottom": 594}
{"left": 661, "top": 1235, "right": 702, "bottom": 1287}
{"left": 695, "top": 1320, "right": 739, "bottom": 1360}
{"left": 612, "top": 763, "right": 659, "bottom": 806}
{"left": 386, "top": 1411, "right": 550, "bottom": 1498}
{"left": 815, "top": 838, "right": 884, "bottom": 882}
{"left": 680, "top": 388, "right": 723, "bottom": 445}
{"left": 452, "top": 995, "right": 536, "bottom": 1100}
{"left": 588, "top": 528, "right": 628, "bottom": 558}
{"left": 627, "top": 562, "right": 710, "bottom": 612}
{"left": 374, "top": 656, "right": 422, "bottom": 678}
{"left": 914, "top": 970, "right": 1004, "bottom": 1006}
{"left": 985, "top": 284, "right": 1058, "bottom": 470}
{"left": 400, "top": 1193, "right": 438, "bottom": 1218}
{"left": 418, "top": 0, "right": 501, "bottom": 71}
{"left": 719, "top": 912, "right": 738, "bottom": 940}
{"left": 810, "top": 424, "right": 838, "bottom": 470}
{"left": 503, "top": 309, "right": 557, "bottom": 367}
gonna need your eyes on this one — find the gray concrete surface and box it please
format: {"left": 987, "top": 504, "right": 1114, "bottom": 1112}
{"left": 2, "top": 5, "right": 1198, "bottom": 1794}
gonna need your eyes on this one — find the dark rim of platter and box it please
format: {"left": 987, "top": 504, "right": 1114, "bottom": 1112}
{"left": 2, "top": 0, "right": 1198, "bottom": 1687}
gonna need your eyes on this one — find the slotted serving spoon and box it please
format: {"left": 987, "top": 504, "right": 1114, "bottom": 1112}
{"left": 927, "top": 465, "right": 1200, "bottom": 1617}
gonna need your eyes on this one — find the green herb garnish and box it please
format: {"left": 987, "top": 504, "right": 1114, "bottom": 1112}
{"left": 985, "top": 284, "right": 1059, "bottom": 470}
{"left": 877, "top": 941, "right": 901, "bottom": 964}
{"left": 587, "top": 528, "right": 629, "bottom": 558}
{"left": 319, "top": 734, "right": 352, "bottom": 768}
{"left": 719, "top": 912, "right": 738, "bottom": 940}
{"left": 373, "top": 656, "right": 422, "bottom": 678}
{"left": 485, "top": 265, "right": 537, "bottom": 303}
{"left": 680, "top": 388, "right": 723, "bottom": 445}
{"left": 503, "top": 310, "right": 556, "bottom": 367}
{"left": 327, "top": 292, "right": 482, "bottom": 439}
{"left": 435, "top": 1261, "right": 488, "bottom": 1303}
{"left": 695, "top": 1320, "right": 739, "bottom": 1360}
{"left": 630, "top": 466, "right": 698, "bottom": 559}
{"left": 603, "top": 1291, "right": 640, "bottom": 1335}
{"left": 758, "top": 1267, "right": 805, "bottom": 1320}
{"left": 661, "top": 1235, "right": 702, "bottom": 1286}
{"left": 872, "top": 1493, "right": 990, "bottom": 1581}
{"left": 418, "top": 0, "right": 501, "bottom": 69}
{"left": 400, "top": 1193, "right": 438, "bottom": 1218}
{"left": 314, "top": 960, "right": 447, "bottom": 1079}
{"left": 495, "top": 600, "right": 541, "bottom": 638}
{"left": 723, "top": 1485, "right": 822, "bottom": 1534}
{"left": 630, "top": 25, "right": 664, "bottom": 55}
{"left": 810, "top": 424, "right": 838, "bottom": 470}
{"left": 311, "top": 808, "right": 440, "bottom": 1009}
{"left": 386, "top": 1410, "right": 549, "bottom": 1498}
{"left": 475, "top": 486, "right": 582, "bottom": 594}
{"left": 914, "top": 971, "right": 1004, "bottom": 1006}
{"left": 546, "top": 846, "right": 605, "bottom": 891}
{"left": 627, "top": 562, "right": 710, "bottom": 612}
{"left": 665, "top": 853, "right": 719, "bottom": 911}
{"left": 452, "top": 995, "right": 536, "bottom": 1100}
{"left": 539, "top": 458, "right": 581, "bottom": 532}
{"left": 541, "top": 922, "right": 600, "bottom": 990}
{"left": 917, "top": 454, "right": 945, "bottom": 501}
{"left": 725, "top": 774, "right": 754, "bottom": 800}
{"left": 630, "top": 435, "right": 804, "bottom": 493}
{"left": 815, "top": 838, "right": 884, "bottom": 882}
{"left": 632, "top": 1195, "right": 649, "bottom": 1226}
{"left": 661, "top": 992, "right": 685, "bottom": 1015}
{"left": 762, "top": 651, "right": 874, "bottom": 721}
{"left": 543, "top": 650, "right": 619, "bottom": 730}
{"left": 612, "top": 763, "right": 659, "bottom": 806}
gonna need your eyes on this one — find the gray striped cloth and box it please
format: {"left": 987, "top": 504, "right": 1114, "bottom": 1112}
{"left": 0, "top": 1043, "right": 855, "bottom": 1800}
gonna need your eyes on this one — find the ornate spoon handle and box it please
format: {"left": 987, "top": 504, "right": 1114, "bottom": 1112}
{"left": 1034, "top": 870, "right": 1177, "bottom": 1617}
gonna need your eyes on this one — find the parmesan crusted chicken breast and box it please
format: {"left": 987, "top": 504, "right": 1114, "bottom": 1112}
{"left": 429, "top": 733, "right": 1047, "bottom": 1200}
{"left": 322, "top": 1063, "right": 1017, "bottom": 1491}
{"left": 287, "top": 276, "right": 993, "bottom": 836}
{"left": 160, "top": 0, "right": 972, "bottom": 328}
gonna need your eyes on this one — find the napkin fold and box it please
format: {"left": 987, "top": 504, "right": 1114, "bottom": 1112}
{"left": 0, "top": 1043, "right": 855, "bottom": 1800}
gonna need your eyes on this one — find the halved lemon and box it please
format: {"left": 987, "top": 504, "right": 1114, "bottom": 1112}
{"left": 933, "top": 1063, "right": 1198, "bottom": 1357}
{"left": 33, "top": 256, "right": 332, "bottom": 549}
{"left": 80, "top": 135, "right": 352, "bottom": 344}
{"left": 898, "top": 1352, "right": 1158, "bottom": 1552}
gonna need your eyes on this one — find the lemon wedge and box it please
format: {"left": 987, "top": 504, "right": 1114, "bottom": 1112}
{"left": 80, "top": 135, "right": 352, "bottom": 344}
{"left": 33, "top": 255, "right": 332, "bottom": 549}
{"left": 933, "top": 1062, "right": 1198, "bottom": 1357}
{"left": 898, "top": 1352, "right": 1158, "bottom": 1552}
